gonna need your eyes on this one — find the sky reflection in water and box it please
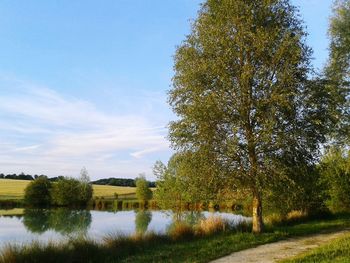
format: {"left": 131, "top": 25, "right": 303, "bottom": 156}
{"left": 0, "top": 209, "right": 250, "bottom": 247}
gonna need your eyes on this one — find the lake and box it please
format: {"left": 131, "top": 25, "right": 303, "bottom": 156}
{"left": 0, "top": 208, "right": 250, "bottom": 247}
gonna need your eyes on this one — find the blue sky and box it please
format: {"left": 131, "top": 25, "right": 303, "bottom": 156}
{"left": 0, "top": 0, "right": 333, "bottom": 180}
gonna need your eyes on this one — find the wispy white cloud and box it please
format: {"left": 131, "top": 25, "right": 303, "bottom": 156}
{"left": 0, "top": 77, "right": 172, "bottom": 179}
{"left": 12, "top": 145, "right": 41, "bottom": 152}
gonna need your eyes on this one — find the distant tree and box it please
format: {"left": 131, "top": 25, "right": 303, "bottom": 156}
{"left": 169, "top": 0, "right": 334, "bottom": 233}
{"left": 79, "top": 167, "right": 93, "bottom": 204}
{"left": 48, "top": 176, "right": 65, "bottom": 182}
{"left": 3, "top": 173, "right": 34, "bottom": 180}
{"left": 24, "top": 177, "right": 52, "bottom": 207}
{"left": 80, "top": 167, "right": 90, "bottom": 183}
{"left": 135, "top": 174, "right": 152, "bottom": 202}
{"left": 92, "top": 177, "right": 137, "bottom": 187}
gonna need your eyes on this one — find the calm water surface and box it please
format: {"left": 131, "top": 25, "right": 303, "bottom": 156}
{"left": 0, "top": 209, "right": 250, "bottom": 247}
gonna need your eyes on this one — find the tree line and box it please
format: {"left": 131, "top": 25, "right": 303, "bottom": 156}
{"left": 92, "top": 177, "right": 156, "bottom": 188}
{"left": 0, "top": 173, "right": 156, "bottom": 187}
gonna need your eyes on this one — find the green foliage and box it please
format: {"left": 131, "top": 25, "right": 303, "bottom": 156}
{"left": 135, "top": 175, "right": 152, "bottom": 202}
{"left": 264, "top": 164, "right": 328, "bottom": 216}
{"left": 326, "top": 0, "right": 350, "bottom": 83}
{"left": 92, "top": 177, "right": 156, "bottom": 187}
{"left": 24, "top": 177, "right": 52, "bottom": 207}
{"left": 51, "top": 178, "right": 80, "bottom": 206}
{"left": 168, "top": 0, "right": 333, "bottom": 232}
{"left": 23, "top": 169, "right": 93, "bottom": 208}
{"left": 324, "top": 0, "right": 350, "bottom": 142}
{"left": 320, "top": 147, "right": 350, "bottom": 213}
{"left": 153, "top": 153, "right": 213, "bottom": 210}
{"left": 153, "top": 157, "right": 189, "bottom": 210}
{"left": 51, "top": 177, "right": 93, "bottom": 207}
{"left": 135, "top": 210, "right": 152, "bottom": 235}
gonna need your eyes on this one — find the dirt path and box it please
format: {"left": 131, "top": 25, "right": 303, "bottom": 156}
{"left": 210, "top": 229, "right": 350, "bottom": 263}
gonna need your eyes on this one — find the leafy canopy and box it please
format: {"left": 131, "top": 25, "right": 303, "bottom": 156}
{"left": 24, "top": 177, "right": 52, "bottom": 207}
{"left": 169, "top": 0, "right": 329, "bottom": 194}
{"left": 325, "top": 0, "right": 350, "bottom": 142}
{"left": 168, "top": 0, "right": 334, "bottom": 232}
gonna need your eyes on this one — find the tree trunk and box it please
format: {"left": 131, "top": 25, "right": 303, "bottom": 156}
{"left": 252, "top": 191, "right": 264, "bottom": 233}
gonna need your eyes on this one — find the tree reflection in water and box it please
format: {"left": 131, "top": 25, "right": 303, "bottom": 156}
{"left": 22, "top": 209, "right": 50, "bottom": 234}
{"left": 23, "top": 208, "right": 91, "bottom": 236}
{"left": 134, "top": 210, "right": 152, "bottom": 235}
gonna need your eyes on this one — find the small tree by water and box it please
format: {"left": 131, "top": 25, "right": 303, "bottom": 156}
{"left": 135, "top": 174, "right": 152, "bottom": 203}
{"left": 51, "top": 177, "right": 93, "bottom": 207}
{"left": 78, "top": 167, "right": 93, "bottom": 205}
{"left": 24, "top": 177, "right": 52, "bottom": 207}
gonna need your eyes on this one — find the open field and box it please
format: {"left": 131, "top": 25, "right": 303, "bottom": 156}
{"left": 92, "top": 185, "right": 136, "bottom": 197}
{"left": 0, "top": 179, "right": 29, "bottom": 200}
{"left": 0, "top": 179, "right": 137, "bottom": 200}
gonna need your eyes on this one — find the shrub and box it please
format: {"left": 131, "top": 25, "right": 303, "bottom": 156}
{"left": 320, "top": 147, "right": 350, "bottom": 213}
{"left": 51, "top": 177, "right": 93, "bottom": 207}
{"left": 167, "top": 221, "right": 194, "bottom": 240}
{"left": 264, "top": 210, "right": 309, "bottom": 226}
{"left": 195, "top": 216, "right": 227, "bottom": 235}
{"left": 135, "top": 175, "right": 152, "bottom": 203}
{"left": 24, "top": 177, "right": 52, "bottom": 207}
{"left": 263, "top": 164, "right": 328, "bottom": 216}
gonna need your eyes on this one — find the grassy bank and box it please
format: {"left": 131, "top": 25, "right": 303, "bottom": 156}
{"left": 1, "top": 214, "right": 350, "bottom": 263}
{"left": 281, "top": 232, "right": 350, "bottom": 263}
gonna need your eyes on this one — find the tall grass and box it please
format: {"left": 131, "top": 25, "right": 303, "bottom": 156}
{"left": 1, "top": 214, "right": 349, "bottom": 263}
{"left": 0, "top": 215, "right": 248, "bottom": 263}
{"left": 264, "top": 210, "right": 315, "bottom": 226}
{"left": 196, "top": 215, "right": 228, "bottom": 235}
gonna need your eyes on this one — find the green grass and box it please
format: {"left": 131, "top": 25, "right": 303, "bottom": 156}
{"left": 0, "top": 179, "right": 137, "bottom": 200}
{"left": 1, "top": 214, "right": 350, "bottom": 263}
{"left": 281, "top": 232, "right": 350, "bottom": 263}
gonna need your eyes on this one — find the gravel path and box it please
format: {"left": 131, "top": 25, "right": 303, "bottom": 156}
{"left": 210, "top": 229, "right": 350, "bottom": 263}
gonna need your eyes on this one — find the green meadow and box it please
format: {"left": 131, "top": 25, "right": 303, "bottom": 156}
{"left": 0, "top": 179, "right": 137, "bottom": 200}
